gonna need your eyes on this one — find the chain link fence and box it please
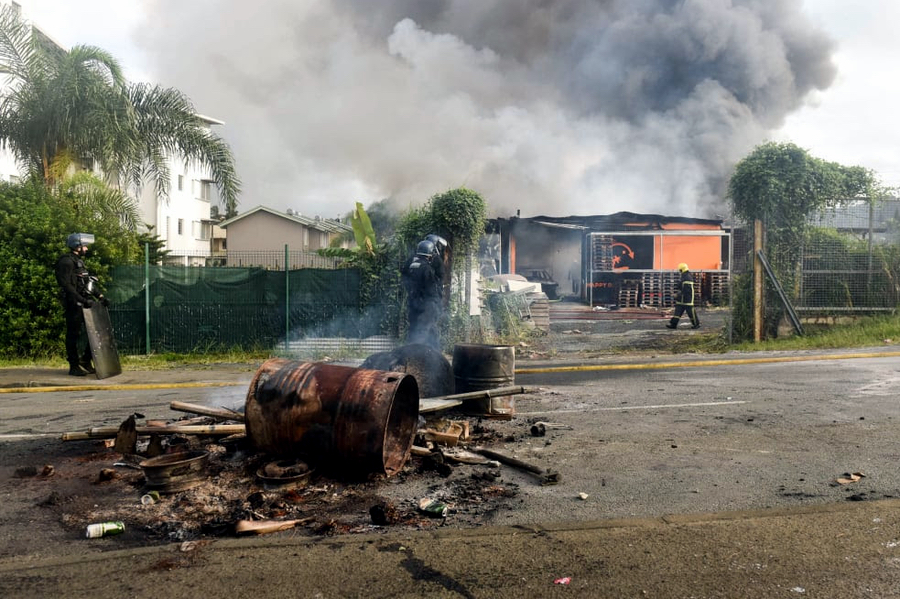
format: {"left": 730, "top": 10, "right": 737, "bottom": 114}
{"left": 731, "top": 199, "right": 900, "bottom": 314}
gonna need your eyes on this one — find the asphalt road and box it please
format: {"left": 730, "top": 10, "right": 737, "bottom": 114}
{"left": 2, "top": 348, "right": 900, "bottom": 597}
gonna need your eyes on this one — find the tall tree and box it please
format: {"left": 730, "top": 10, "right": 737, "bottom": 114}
{"left": 0, "top": 5, "right": 240, "bottom": 216}
{"left": 727, "top": 141, "right": 888, "bottom": 338}
{"left": 728, "top": 142, "right": 879, "bottom": 236}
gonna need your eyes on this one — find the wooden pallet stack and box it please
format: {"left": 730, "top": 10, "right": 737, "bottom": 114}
{"left": 591, "top": 235, "right": 615, "bottom": 271}
{"left": 617, "top": 280, "right": 641, "bottom": 308}
{"left": 708, "top": 272, "right": 729, "bottom": 306}
{"left": 525, "top": 292, "right": 551, "bottom": 331}
{"left": 641, "top": 272, "right": 679, "bottom": 308}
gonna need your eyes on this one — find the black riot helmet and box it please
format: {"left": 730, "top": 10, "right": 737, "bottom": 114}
{"left": 425, "top": 234, "right": 448, "bottom": 256}
{"left": 66, "top": 233, "right": 95, "bottom": 249}
{"left": 416, "top": 239, "right": 436, "bottom": 259}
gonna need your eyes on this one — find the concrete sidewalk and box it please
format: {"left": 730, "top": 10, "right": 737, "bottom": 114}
{"left": 0, "top": 362, "right": 257, "bottom": 390}
{"left": 1, "top": 498, "right": 898, "bottom": 598}
{"left": 4, "top": 344, "right": 900, "bottom": 391}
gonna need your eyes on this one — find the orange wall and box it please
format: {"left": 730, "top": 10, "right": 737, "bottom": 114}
{"left": 654, "top": 236, "right": 721, "bottom": 270}
{"left": 655, "top": 223, "right": 721, "bottom": 270}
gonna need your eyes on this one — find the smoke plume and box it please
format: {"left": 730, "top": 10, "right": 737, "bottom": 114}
{"left": 137, "top": 0, "right": 835, "bottom": 218}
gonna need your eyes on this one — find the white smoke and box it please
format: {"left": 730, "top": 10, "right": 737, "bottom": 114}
{"left": 137, "top": 0, "right": 835, "bottom": 218}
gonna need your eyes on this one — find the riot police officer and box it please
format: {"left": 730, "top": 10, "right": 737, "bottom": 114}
{"left": 402, "top": 238, "right": 444, "bottom": 349}
{"left": 55, "top": 233, "right": 107, "bottom": 376}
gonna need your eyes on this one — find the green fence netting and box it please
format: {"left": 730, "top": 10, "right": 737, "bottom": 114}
{"left": 106, "top": 265, "right": 393, "bottom": 354}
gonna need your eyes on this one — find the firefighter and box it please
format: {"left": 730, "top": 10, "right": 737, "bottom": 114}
{"left": 666, "top": 262, "right": 700, "bottom": 330}
{"left": 55, "top": 233, "right": 107, "bottom": 376}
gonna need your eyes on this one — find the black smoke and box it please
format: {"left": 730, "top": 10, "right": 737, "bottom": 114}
{"left": 136, "top": 0, "right": 835, "bottom": 218}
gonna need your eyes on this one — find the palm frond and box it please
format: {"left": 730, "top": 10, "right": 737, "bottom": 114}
{"left": 0, "top": 4, "right": 36, "bottom": 83}
{"left": 0, "top": 15, "right": 241, "bottom": 217}
{"left": 127, "top": 83, "right": 241, "bottom": 214}
{"left": 58, "top": 171, "right": 142, "bottom": 231}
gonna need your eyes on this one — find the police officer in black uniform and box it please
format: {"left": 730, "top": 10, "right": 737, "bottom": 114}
{"left": 402, "top": 236, "right": 448, "bottom": 349}
{"left": 55, "top": 233, "right": 107, "bottom": 376}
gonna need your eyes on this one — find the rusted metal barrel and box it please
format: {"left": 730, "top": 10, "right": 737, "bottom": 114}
{"left": 452, "top": 344, "right": 516, "bottom": 418}
{"left": 244, "top": 359, "right": 419, "bottom": 477}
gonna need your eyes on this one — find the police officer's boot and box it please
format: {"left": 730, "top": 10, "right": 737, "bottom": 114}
{"left": 666, "top": 318, "right": 678, "bottom": 329}
{"left": 77, "top": 348, "right": 95, "bottom": 374}
{"left": 68, "top": 363, "right": 89, "bottom": 376}
{"left": 78, "top": 361, "right": 96, "bottom": 374}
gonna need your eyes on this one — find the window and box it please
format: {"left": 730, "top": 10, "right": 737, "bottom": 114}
{"left": 191, "top": 179, "right": 212, "bottom": 201}
{"left": 191, "top": 221, "right": 211, "bottom": 240}
{"left": 177, "top": 175, "right": 184, "bottom": 191}
{"left": 177, "top": 219, "right": 184, "bottom": 235}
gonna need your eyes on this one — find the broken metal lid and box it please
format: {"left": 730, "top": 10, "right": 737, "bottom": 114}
{"left": 139, "top": 450, "right": 210, "bottom": 493}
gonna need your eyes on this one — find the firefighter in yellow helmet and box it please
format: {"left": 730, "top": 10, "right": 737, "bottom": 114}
{"left": 666, "top": 263, "right": 700, "bottom": 329}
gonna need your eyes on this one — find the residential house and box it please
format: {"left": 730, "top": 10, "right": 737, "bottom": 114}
{"left": 218, "top": 205, "right": 353, "bottom": 269}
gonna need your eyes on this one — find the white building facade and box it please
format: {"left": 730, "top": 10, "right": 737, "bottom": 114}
{"left": 136, "top": 115, "right": 226, "bottom": 266}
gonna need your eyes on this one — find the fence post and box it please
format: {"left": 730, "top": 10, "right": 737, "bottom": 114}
{"left": 868, "top": 198, "right": 874, "bottom": 292}
{"left": 285, "top": 244, "right": 290, "bottom": 352}
{"left": 727, "top": 229, "right": 733, "bottom": 345}
{"left": 144, "top": 242, "right": 151, "bottom": 354}
{"left": 753, "top": 219, "right": 763, "bottom": 342}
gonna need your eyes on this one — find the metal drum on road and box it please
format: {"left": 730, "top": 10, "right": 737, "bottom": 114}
{"left": 452, "top": 344, "right": 516, "bottom": 418}
{"left": 244, "top": 359, "right": 419, "bottom": 478}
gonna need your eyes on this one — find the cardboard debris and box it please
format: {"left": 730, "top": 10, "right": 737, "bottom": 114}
{"left": 836, "top": 472, "right": 866, "bottom": 485}
{"left": 420, "top": 420, "right": 471, "bottom": 447}
{"left": 441, "top": 447, "right": 490, "bottom": 465}
{"left": 235, "top": 518, "right": 312, "bottom": 535}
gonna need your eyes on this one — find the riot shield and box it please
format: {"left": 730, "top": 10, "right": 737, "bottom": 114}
{"left": 82, "top": 303, "right": 122, "bottom": 379}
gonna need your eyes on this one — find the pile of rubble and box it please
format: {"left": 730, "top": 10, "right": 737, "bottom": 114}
{"left": 35, "top": 392, "right": 559, "bottom": 544}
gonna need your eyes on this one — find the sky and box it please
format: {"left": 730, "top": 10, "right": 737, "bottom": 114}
{"left": 14, "top": 0, "right": 899, "bottom": 220}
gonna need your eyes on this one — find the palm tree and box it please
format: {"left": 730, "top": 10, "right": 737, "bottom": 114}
{"left": 0, "top": 4, "right": 240, "bottom": 216}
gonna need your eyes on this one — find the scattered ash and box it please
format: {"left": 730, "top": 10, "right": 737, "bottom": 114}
{"left": 36, "top": 420, "right": 523, "bottom": 546}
